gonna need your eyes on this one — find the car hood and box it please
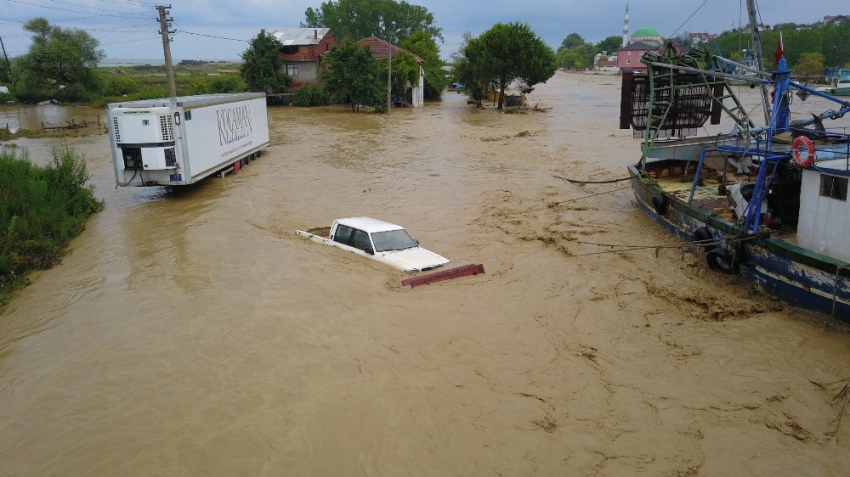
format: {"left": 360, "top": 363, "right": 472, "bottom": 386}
{"left": 377, "top": 247, "right": 450, "bottom": 272}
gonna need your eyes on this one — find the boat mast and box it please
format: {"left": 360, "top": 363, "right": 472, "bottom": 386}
{"left": 747, "top": 0, "right": 771, "bottom": 125}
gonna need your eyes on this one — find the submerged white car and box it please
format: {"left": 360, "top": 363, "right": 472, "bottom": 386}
{"left": 296, "top": 217, "right": 450, "bottom": 272}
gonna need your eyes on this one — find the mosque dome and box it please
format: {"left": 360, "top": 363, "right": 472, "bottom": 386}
{"left": 633, "top": 26, "right": 660, "bottom": 37}
{"left": 630, "top": 25, "right": 663, "bottom": 47}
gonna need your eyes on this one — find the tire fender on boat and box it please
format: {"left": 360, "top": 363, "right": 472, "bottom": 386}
{"left": 792, "top": 136, "right": 815, "bottom": 168}
{"left": 706, "top": 246, "right": 740, "bottom": 274}
{"left": 651, "top": 194, "right": 668, "bottom": 216}
{"left": 693, "top": 226, "right": 713, "bottom": 250}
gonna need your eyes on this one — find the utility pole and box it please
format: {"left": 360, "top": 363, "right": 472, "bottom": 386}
{"left": 156, "top": 5, "right": 177, "bottom": 102}
{"left": 386, "top": 28, "right": 400, "bottom": 115}
{"left": 0, "top": 36, "right": 12, "bottom": 85}
{"left": 746, "top": 0, "right": 771, "bottom": 125}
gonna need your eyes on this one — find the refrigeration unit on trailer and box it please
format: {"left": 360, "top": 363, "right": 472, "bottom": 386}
{"left": 107, "top": 92, "right": 270, "bottom": 187}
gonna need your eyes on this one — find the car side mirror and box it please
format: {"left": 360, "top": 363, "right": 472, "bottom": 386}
{"left": 365, "top": 247, "right": 375, "bottom": 255}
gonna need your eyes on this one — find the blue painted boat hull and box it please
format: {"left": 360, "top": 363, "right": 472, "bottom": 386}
{"left": 629, "top": 167, "right": 850, "bottom": 322}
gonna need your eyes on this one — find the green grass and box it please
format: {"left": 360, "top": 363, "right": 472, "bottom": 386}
{"left": 0, "top": 146, "right": 103, "bottom": 308}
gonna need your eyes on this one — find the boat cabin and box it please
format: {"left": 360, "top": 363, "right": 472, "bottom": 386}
{"left": 797, "top": 160, "right": 850, "bottom": 261}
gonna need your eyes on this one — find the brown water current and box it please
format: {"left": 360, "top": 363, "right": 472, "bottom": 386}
{"left": 2, "top": 72, "right": 850, "bottom": 476}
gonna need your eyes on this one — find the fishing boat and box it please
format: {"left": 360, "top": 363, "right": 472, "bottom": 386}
{"left": 619, "top": 7, "right": 850, "bottom": 323}
{"left": 829, "top": 75, "right": 850, "bottom": 97}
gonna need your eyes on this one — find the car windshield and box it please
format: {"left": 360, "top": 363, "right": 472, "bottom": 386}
{"left": 372, "top": 229, "right": 418, "bottom": 252}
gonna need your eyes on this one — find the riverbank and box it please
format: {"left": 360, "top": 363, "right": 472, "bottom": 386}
{"left": 0, "top": 147, "right": 103, "bottom": 307}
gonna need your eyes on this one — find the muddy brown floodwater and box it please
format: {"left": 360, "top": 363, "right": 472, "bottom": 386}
{"left": 2, "top": 72, "right": 850, "bottom": 476}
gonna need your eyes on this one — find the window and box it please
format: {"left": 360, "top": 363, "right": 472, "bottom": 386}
{"left": 820, "top": 174, "right": 848, "bottom": 201}
{"left": 372, "top": 229, "right": 418, "bottom": 252}
{"left": 333, "top": 225, "right": 353, "bottom": 244}
{"left": 350, "top": 229, "right": 371, "bottom": 251}
{"left": 627, "top": 51, "right": 631, "bottom": 56}
{"left": 281, "top": 45, "right": 299, "bottom": 54}
{"left": 627, "top": 59, "right": 631, "bottom": 64}
{"left": 286, "top": 64, "right": 298, "bottom": 76}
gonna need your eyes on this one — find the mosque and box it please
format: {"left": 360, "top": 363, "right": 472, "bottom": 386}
{"left": 615, "top": 3, "right": 664, "bottom": 74}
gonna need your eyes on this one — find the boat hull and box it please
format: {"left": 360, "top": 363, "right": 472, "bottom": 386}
{"left": 628, "top": 164, "right": 850, "bottom": 322}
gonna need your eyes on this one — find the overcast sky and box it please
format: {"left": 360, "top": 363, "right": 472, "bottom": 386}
{"left": 1, "top": 0, "right": 847, "bottom": 62}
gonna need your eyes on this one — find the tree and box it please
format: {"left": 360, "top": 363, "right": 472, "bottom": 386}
{"left": 672, "top": 32, "right": 694, "bottom": 48}
{"left": 380, "top": 50, "right": 419, "bottom": 98}
{"left": 399, "top": 30, "right": 448, "bottom": 100}
{"left": 559, "top": 44, "right": 591, "bottom": 70}
{"left": 796, "top": 52, "right": 825, "bottom": 77}
{"left": 15, "top": 17, "right": 104, "bottom": 101}
{"left": 321, "top": 39, "right": 384, "bottom": 111}
{"left": 560, "top": 33, "right": 586, "bottom": 51}
{"left": 595, "top": 35, "right": 624, "bottom": 55}
{"left": 240, "top": 29, "right": 291, "bottom": 93}
{"left": 472, "top": 22, "right": 557, "bottom": 109}
{"left": 453, "top": 35, "right": 493, "bottom": 107}
{"left": 303, "top": 0, "right": 442, "bottom": 44}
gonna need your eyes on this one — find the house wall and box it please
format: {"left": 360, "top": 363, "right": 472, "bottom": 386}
{"left": 796, "top": 169, "right": 850, "bottom": 261}
{"left": 618, "top": 49, "right": 651, "bottom": 73}
{"left": 278, "top": 32, "right": 337, "bottom": 85}
{"left": 283, "top": 61, "right": 319, "bottom": 83}
{"left": 411, "top": 65, "right": 424, "bottom": 107}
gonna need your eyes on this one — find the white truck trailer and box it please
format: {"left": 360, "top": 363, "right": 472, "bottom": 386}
{"left": 107, "top": 93, "right": 270, "bottom": 187}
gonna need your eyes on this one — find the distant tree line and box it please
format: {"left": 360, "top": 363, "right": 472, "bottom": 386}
{"left": 712, "top": 21, "right": 850, "bottom": 73}
{"left": 0, "top": 17, "right": 245, "bottom": 104}
{"left": 556, "top": 33, "right": 623, "bottom": 70}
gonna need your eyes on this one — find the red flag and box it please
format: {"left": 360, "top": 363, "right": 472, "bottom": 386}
{"left": 774, "top": 32, "right": 784, "bottom": 65}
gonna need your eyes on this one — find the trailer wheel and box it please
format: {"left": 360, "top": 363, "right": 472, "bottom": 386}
{"left": 706, "top": 247, "right": 739, "bottom": 274}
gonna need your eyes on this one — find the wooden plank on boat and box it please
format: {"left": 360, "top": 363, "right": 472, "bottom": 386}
{"left": 401, "top": 264, "right": 485, "bottom": 288}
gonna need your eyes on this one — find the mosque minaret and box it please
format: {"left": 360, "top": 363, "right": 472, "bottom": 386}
{"left": 622, "top": 3, "right": 629, "bottom": 47}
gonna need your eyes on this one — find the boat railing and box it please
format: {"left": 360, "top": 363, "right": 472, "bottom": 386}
{"left": 687, "top": 144, "right": 789, "bottom": 233}
{"left": 786, "top": 126, "right": 850, "bottom": 172}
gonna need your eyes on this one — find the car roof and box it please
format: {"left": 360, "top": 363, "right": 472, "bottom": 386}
{"left": 336, "top": 217, "right": 405, "bottom": 233}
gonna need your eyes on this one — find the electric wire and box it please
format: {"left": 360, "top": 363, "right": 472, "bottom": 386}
{"left": 175, "top": 30, "right": 249, "bottom": 43}
{"left": 3, "top": 0, "right": 141, "bottom": 18}
{"left": 668, "top": 0, "right": 710, "bottom": 39}
{"left": 42, "top": 0, "right": 147, "bottom": 15}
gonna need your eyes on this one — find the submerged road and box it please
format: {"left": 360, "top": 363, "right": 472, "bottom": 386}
{"left": 1, "top": 71, "right": 850, "bottom": 476}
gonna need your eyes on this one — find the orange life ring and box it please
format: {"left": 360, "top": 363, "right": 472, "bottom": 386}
{"left": 792, "top": 136, "right": 815, "bottom": 168}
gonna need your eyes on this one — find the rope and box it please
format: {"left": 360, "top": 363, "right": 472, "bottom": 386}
{"left": 549, "top": 186, "right": 631, "bottom": 205}
{"left": 553, "top": 175, "right": 632, "bottom": 184}
{"left": 573, "top": 234, "right": 760, "bottom": 257}
{"left": 826, "top": 264, "right": 848, "bottom": 329}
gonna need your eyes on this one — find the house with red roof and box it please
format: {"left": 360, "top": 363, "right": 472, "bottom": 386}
{"left": 618, "top": 41, "right": 659, "bottom": 74}
{"left": 271, "top": 28, "right": 337, "bottom": 88}
{"left": 358, "top": 36, "right": 425, "bottom": 108}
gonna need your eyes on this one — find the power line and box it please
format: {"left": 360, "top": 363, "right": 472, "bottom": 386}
{"left": 3, "top": 0, "right": 141, "bottom": 18}
{"left": 109, "top": 38, "right": 159, "bottom": 58}
{"left": 95, "top": 0, "right": 157, "bottom": 6}
{"left": 175, "top": 30, "right": 249, "bottom": 43}
{"left": 668, "top": 0, "right": 710, "bottom": 39}
{"left": 43, "top": 0, "right": 146, "bottom": 15}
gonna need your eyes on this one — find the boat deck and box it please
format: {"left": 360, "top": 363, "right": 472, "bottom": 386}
{"left": 657, "top": 175, "right": 748, "bottom": 221}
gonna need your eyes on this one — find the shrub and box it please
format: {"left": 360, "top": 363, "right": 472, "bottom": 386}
{"left": 0, "top": 146, "right": 103, "bottom": 307}
{"left": 294, "top": 83, "right": 329, "bottom": 106}
{"left": 56, "top": 83, "right": 98, "bottom": 103}
{"left": 191, "top": 81, "right": 210, "bottom": 95}
{"left": 102, "top": 76, "right": 140, "bottom": 96}
{"left": 209, "top": 76, "right": 244, "bottom": 93}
